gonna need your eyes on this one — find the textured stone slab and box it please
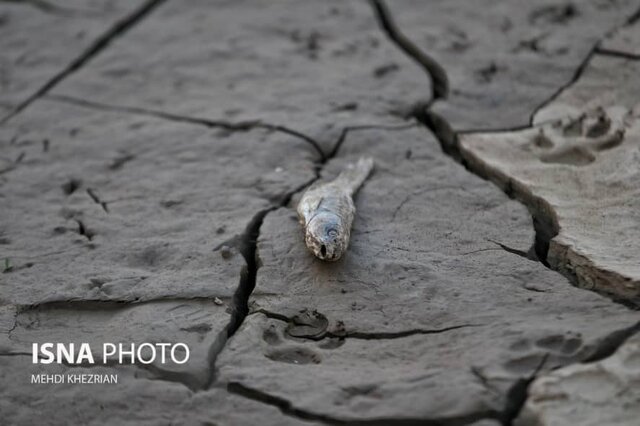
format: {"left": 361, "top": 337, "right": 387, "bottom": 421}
{"left": 516, "top": 333, "right": 640, "bottom": 426}
{"left": 460, "top": 56, "right": 640, "bottom": 303}
{"left": 51, "top": 0, "right": 428, "bottom": 139}
{"left": 0, "top": 99, "right": 315, "bottom": 305}
{"left": 0, "top": 356, "right": 311, "bottom": 426}
{"left": 0, "top": 0, "right": 145, "bottom": 119}
{"left": 217, "top": 126, "right": 638, "bottom": 422}
{"left": 386, "top": 0, "right": 638, "bottom": 130}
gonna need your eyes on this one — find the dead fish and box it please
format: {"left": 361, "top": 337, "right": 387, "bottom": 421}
{"left": 297, "top": 157, "right": 374, "bottom": 261}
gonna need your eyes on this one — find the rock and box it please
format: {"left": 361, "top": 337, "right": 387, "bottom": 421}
{"left": 459, "top": 54, "right": 640, "bottom": 304}
{"left": 516, "top": 332, "right": 640, "bottom": 426}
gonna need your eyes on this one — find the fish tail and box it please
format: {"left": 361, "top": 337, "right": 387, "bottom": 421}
{"left": 334, "top": 157, "right": 374, "bottom": 195}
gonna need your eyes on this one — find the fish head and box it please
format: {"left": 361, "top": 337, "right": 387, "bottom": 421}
{"left": 305, "top": 213, "right": 346, "bottom": 261}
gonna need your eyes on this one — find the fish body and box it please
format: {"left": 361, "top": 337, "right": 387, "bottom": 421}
{"left": 297, "top": 157, "right": 374, "bottom": 261}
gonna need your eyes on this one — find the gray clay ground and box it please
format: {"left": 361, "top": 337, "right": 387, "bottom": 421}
{"left": 1, "top": 1, "right": 640, "bottom": 425}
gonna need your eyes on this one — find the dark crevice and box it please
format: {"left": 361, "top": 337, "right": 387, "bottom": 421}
{"left": 46, "top": 93, "right": 257, "bottom": 130}
{"left": 224, "top": 209, "right": 272, "bottom": 337}
{"left": 0, "top": 351, "right": 31, "bottom": 357}
{"left": 487, "top": 239, "right": 532, "bottom": 261}
{"left": 109, "top": 152, "right": 135, "bottom": 170}
{"left": 62, "top": 178, "right": 82, "bottom": 195}
{"left": 595, "top": 47, "right": 640, "bottom": 61}
{"left": 74, "top": 218, "right": 94, "bottom": 240}
{"left": 251, "top": 307, "right": 292, "bottom": 323}
{"left": 260, "top": 124, "right": 327, "bottom": 161}
{"left": 0, "top": 149, "right": 27, "bottom": 175}
{"left": 0, "top": 164, "right": 16, "bottom": 175}
{"left": 228, "top": 381, "right": 500, "bottom": 426}
{"left": 86, "top": 188, "right": 109, "bottom": 212}
{"left": 312, "top": 122, "right": 419, "bottom": 201}
{"left": 411, "top": 103, "right": 557, "bottom": 267}
{"left": 4, "top": 309, "right": 18, "bottom": 337}
{"left": 252, "top": 308, "right": 483, "bottom": 341}
{"left": 470, "top": 366, "right": 501, "bottom": 396}
{"left": 45, "top": 94, "right": 326, "bottom": 161}
{"left": 529, "top": 214, "right": 557, "bottom": 267}
{"left": 527, "top": 45, "right": 596, "bottom": 126}
{"left": 456, "top": 117, "right": 560, "bottom": 135}
{"left": 207, "top": 177, "right": 317, "bottom": 388}
{"left": 412, "top": 105, "right": 461, "bottom": 161}
{"left": 496, "top": 329, "right": 640, "bottom": 426}
{"left": 499, "top": 354, "right": 549, "bottom": 426}
{"left": 624, "top": 4, "right": 640, "bottom": 25}
{"left": 228, "top": 382, "right": 339, "bottom": 425}
{"left": 580, "top": 320, "right": 640, "bottom": 363}
{"left": 314, "top": 324, "right": 482, "bottom": 341}
{"left": 368, "top": 0, "right": 448, "bottom": 101}
{"left": 14, "top": 296, "right": 229, "bottom": 313}
{"left": 0, "top": 0, "right": 168, "bottom": 125}
{"left": 47, "top": 95, "right": 416, "bottom": 171}
{"left": 313, "top": 122, "right": 417, "bottom": 196}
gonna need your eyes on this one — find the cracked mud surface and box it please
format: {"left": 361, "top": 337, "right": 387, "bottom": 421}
{"left": 516, "top": 326, "right": 640, "bottom": 426}
{"left": 1, "top": 1, "right": 639, "bottom": 425}
{"left": 381, "top": 0, "right": 639, "bottom": 130}
{"left": 0, "top": 0, "right": 156, "bottom": 122}
{"left": 460, "top": 36, "right": 640, "bottom": 306}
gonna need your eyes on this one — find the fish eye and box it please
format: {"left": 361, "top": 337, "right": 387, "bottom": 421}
{"left": 327, "top": 228, "right": 338, "bottom": 238}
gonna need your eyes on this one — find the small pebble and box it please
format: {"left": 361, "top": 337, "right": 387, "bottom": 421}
{"left": 214, "top": 297, "right": 224, "bottom": 306}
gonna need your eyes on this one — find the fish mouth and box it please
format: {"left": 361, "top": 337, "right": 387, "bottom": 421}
{"left": 317, "top": 244, "right": 341, "bottom": 261}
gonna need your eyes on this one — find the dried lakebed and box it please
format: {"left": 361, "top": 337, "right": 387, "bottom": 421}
{"left": 1, "top": 1, "right": 640, "bottom": 425}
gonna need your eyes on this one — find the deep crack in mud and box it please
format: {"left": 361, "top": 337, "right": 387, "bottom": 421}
{"left": 228, "top": 380, "right": 500, "bottom": 426}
